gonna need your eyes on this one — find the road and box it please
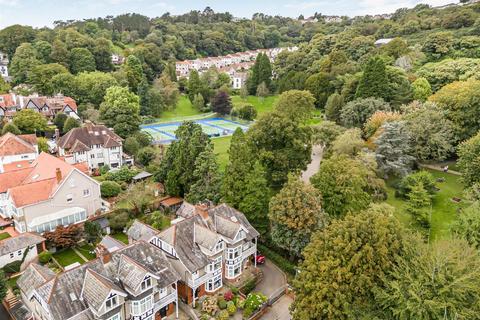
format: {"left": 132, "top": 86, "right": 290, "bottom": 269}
{"left": 0, "top": 305, "right": 10, "bottom": 320}
{"left": 301, "top": 144, "right": 323, "bottom": 183}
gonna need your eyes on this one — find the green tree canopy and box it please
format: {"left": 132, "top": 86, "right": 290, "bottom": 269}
{"left": 13, "top": 109, "right": 48, "bottom": 134}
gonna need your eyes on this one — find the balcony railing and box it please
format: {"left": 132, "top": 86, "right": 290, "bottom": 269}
{"left": 242, "top": 246, "right": 256, "bottom": 259}
{"left": 187, "top": 272, "right": 213, "bottom": 288}
{"left": 154, "top": 292, "right": 177, "bottom": 311}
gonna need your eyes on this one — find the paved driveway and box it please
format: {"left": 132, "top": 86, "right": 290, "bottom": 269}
{"left": 261, "top": 295, "right": 294, "bottom": 320}
{"left": 0, "top": 305, "right": 10, "bottom": 320}
{"left": 255, "top": 260, "right": 287, "bottom": 298}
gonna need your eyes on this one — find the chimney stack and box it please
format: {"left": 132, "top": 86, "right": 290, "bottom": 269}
{"left": 55, "top": 168, "right": 62, "bottom": 183}
{"left": 195, "top": 204, "right": 209, "bottom": 220}
{"left": 54, "top": 128, "right": 60, "bottom": 143}
{"left": 96, "top": 244, "right": 112, "bottom": 264}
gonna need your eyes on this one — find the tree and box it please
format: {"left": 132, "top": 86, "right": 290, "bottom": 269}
{"left": 275, "top": 90, "right": 315, "bottom": 123}
{"left": 63, "top": 117, "right": 80, "bottom": 133}
{"left": 136, "top": 147, "right": 157, "bottom": 166}
{"left": 292, "top": 206, "right": 406, "bottom": 320}
{"left": 222, "top": 128, "right": 270, "bottom": 234}
{"left": 380, "top": 37, "right": 409, "bottom": 59}
{"left": 375, "top": 121, "right": 415, "bottom": 177}
{"left": 37, "top": 137, "right": 49, "bottom": 153}
{"left": 305, "top": 72, "right": 334, "bottom": 108}
{"left": 311, "top": 154, "right": 372, "bottom": 217}
{"left": 397, "top": 170, "right": 437, "bottom": 198}
{"left": 93, "top": 37, "right": 114, "bottom": 72}
{"left": 212, "top": 90, "right": 232, "bottom": 115}
{"left": 157, "top": 121, "right": 211, "bottom": 196}
{"left": 324, "top": 93, "right": 344, "bottom": 123}
{"left": 405, "top": 183, "right": 431, "bottom": 228}
{"left": 49, "top": 39, "right": 69, "bottom": 67}
{"left": 230, "top": 104, "right": 257, "bottom": 120}
{"left": 311, "top": 121, "right": 346, "bottom": 150}
{"left": 422, "top": 31, "right": 453, "bottom": 60}
{"left": 69, "top": 48, "right": 96, "bottom": 74}
{"left": 247, "top": 53, "right": 272, "bottom": 94}
{"left": 9, "top": 43, "right": 40, "bottom": 84}
{"left": 100, "top": 86, "right": 141, "bottom": 138}
{"left": 13, "top": 109, "right": 48, "bottom": 133}
{"left": 269, "top": 175, "right": 325, "bottom": 258}
{"left": 404, "top": 102, "right": 454, "bottom": 162}
{"left": 84, "top": 221, "right": 102, "bottom": 244}
{"left": 248, "top": 111, "right": 312, "bottom": 188}
{"left": 256, "top": 82, "right": 269, "bottom": 100}
{"left": 458, "top": 131, "right": 480, "bottom": 188}
{"left": 0, "top": 76, "right": 10, "bottom": 94}
{"left": 1, "top": 123, "right": 21, "bottom": 135}
{"left": 331, "top": 128, "right": 365, "bottom": 157}
{"left": 375, "top": 238, "right": 480, "bottom": 319}
{"left": 53, "top": 112, "right": 68, "bottom": 132}
{"left": 187, "top": 69, "right": 203, "bottom": 103}
{"left": 192, "top": 93, "right": 206, "bottom": 111}
{"left": 364, "top": 111, "right": 401, "bottom": 139}
{"left": 451, "top": 202, "right": 480, "bottom": 249}
{"left": 101, "top": 181, "right": 122, "bottom": 198}
{"left": 124, "top": 55, "right": 144, "bottom": 93}
{"left": 429, "top": 78, "right": 480, "bottom": 142}
{"left": 355, "top": 56, "right": 389, "bottom": 100}
{"left": 0, "top": 24, "right": 35, "bottom": 57}
{"left": 29, "top": 63, "right": 69, "bottom": 95}
{"left": 73, "top": 71, "right": 118, "bottom": 106}
{"left": 340, "top": 97, "right": 390, "bottom": 128}
{"left": 33, "top": 40, "right": 52, "bottom": 63}
{"left": 186, "top": 144, "right": 222, "bottom": 204}
{"left": 43, "top": 224, "right": 82, "bottom": 249}
{"left": 412, "top": 77, "right": 432, "bottom": 102}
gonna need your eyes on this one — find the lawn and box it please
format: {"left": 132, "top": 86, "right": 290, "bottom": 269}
{"left": 385, "top": 169, "right": 466, "bottom": 241}
{"left": 231, "top": 95, "right": 279, "bottom": 116}
{"left": 213, "top": 136, "right": 232, "bottom": 171}
{"left": 155, "top": 95, "right": 209, "bottom": 123}
{"left": 111, "top": 232, "right": 129, "bottom": 244}
{"left": 0, "top": 232, "right": 11, "bottom": 240}
{"left": 7, "top": 275, "right": 20, "bottom": 289}
{"left": 53, "top": 248, "right": 85, "bottom": 267}
{"left": 76, "top": 244, "right": 96, "bottom": 260}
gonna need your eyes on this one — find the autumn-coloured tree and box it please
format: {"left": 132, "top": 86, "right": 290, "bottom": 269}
{"left": 44, "top": 224, "right": 82, "bottom": 249}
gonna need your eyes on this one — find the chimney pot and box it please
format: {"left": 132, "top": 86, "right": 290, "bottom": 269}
{"left": 55, "top": 168, "right": 62, "bottom": 183}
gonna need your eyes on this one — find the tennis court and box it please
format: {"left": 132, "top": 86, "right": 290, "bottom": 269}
{"left": 141, "top": 117, "right": 250, "bottom": 144}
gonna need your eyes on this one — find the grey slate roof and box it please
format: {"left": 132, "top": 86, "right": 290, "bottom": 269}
{"left": 17, "top": 241, "right": 178, "bottom": 320}
{"left": 9, "top": 302, "right": 32, "bottom": 320}
{"left": 209, "top": 203, "right": 260, "bottom": 239}
{"left": 99, "top": 235, "right": 125, "bottom": 253}
{"left": 58, "top": 124, "right": 122, "bottom": 151}
{"left": 17, "top": 263, "right": 55, "bottom": 298}
{"left": 132, "top": 171, "right": 153, "bottom": 181}
{"left": 176, "top": 202, "right": 196, "bottom": 218}
{"left": 0, "top": 233, "right": 45, "bottom": 256}
{"left": 127, "top": 220, "right": 159, "bottom": 242}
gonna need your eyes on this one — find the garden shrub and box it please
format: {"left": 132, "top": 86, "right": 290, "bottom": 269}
{"left": 231, "top": 103, "right": 257, "bottom": 120}
{"left": 100, "top": 181, "right": 122, "bottom": 198}
{"left": 227, "top": 301, "right": 237, "bottom": 315}
{"left": 224, "top": 290, "right": 234, "bottom": 301}
{"left": 38, "top": 251, "right": 52, "bottom": 264}
{"left": 218, "top": 297, "right": 227, "bottom": 310}
{"left": 107, "top": 209, "right": 131, "bottom": 232}
{"left": 217, "top": 310, "right": 229, "bottom": 320}
{"left": 243, "top": 292, "right": 267, "bottom": 318}
{"left": 3, "top": 261, "right": 21, "bottom": 274}
{"left": 240, "top": 278, "right": 257, "bottom": 295}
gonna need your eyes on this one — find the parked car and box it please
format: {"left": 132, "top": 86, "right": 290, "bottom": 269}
{"left": 252, "top": 252, "right": 265, "bottom": 265}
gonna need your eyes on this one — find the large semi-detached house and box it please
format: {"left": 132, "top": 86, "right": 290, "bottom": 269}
{"left": 17, "top": 241, "right": 180, "bottom": 320}
{"left": 0, "top": 152, "right": 102, "bottom": 233}
{"left": 58, "top": 123, "right": 133, "bottom": 171}
{"left": 127, "top": 202, "right": 259, "bottom": 306}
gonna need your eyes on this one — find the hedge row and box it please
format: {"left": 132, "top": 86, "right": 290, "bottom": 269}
{"left": 258, "top": 244, "right": 296, "bottom": 276}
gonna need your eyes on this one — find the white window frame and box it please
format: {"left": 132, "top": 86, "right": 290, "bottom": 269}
{"left": 131, "top": 295, "right": 153, "bottom": 316}
{"left": 226, "top": 246, "right": 241, "bottom": 260}
{"left": 105, "top": 293, "right": 118, "bottom": 311}
{"left": 140, "top": 275, "right": 152, "bottom": 291}
{"left": 107, "top": 313, "right": 120, "bottom": 320}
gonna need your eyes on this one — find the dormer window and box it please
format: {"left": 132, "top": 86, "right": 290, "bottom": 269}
{"left": 140, "top": 275, "right": 152, "bottom": 291}
{"left": 105, "top": 292, "right": 118, "bottom": 311}
{"left": 215, "top": 241, "right": 224, "bottom": 252}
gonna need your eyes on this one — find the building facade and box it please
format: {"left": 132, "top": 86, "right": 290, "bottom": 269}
{"left": 57, "top": 123, "right": 133, "bottom": 171}
{"left": 0, "top": 133, "right": 38, "bottom": 173}
{"left": 127, "top": 202, "right": 259, "bottom": 306}
{"left": 17, "top": 241, "right": 180, "bottom": 320}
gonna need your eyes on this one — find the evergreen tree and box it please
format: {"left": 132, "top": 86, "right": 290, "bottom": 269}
{"left": 222, "top": 128, "right": 270, "bottom": 234}
{"left": 157, "top": 121, "right": 211, "bottom": 196}
{"left": 256, "top": 82, "right": 269, "bottom": 101}
{"left": 305, "top": 72, "right": 335, "bottom": 108}
{"left": 405, "top": 183, "right": 431, "bottom": 228}
{"left": 212, "top": 90, "right": 232, "bottom": 115}
{"left": 1, "top": 123, "right": 21, "bottom": 135}
{"left": 324, "top": 92, "right": 344, "bottom": 123}
{"left": 247, "top": 53, "right": 272, "bottom": 94}
{"left": 269, "top": 175, "right": 325, "bottom": 258}
{"left": 187, "top": 69, "right": 202, "bottom": 103}
{"left": 193, "top": 93, "right": 206, "bottom": 111}
{"left": 124, "top": 55, "right": 144, "bottom": 93}
{"left": 186, "top": 144, "right": 222, "bottom": 204}
{"left": 93, "top": 37, "right": 114, "bottom": 72}
{"left": 355, "top": 56, "right": 389, "bottom": 100}
{"left": 69, "top": 48, "right": 96, "bottom": 74}
{"left": 9, "top": 43, "right": 40, "bottom": 84}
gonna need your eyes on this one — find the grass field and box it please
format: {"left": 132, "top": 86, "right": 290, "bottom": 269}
{"left": 385, "top": 169, "right": 466, "bottom": 241}
{"left": 213, "top": 136, "right": 232, "bottom": 170}
{"left": 156, "top": 96, "right": 207, "bottom": 123}
{"left": 53, "top": 248, "right": 85, "bottom": 267}
{"left": 77, "top": 244, "right": 96, "bottom": 260}
{"left": 111, "top": 232, "right": 129, "bottom": 244}
{"left": 231, "top": 95, "right": 279, "bottom": 116}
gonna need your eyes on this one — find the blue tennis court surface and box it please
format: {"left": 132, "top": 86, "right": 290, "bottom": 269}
{"left": 141, "top": 117, "right": 250, "bottom": 144}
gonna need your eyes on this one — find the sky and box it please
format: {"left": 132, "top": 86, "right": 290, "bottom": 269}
{"left": 0, "top": 0, "right": 456, "bottom": 29}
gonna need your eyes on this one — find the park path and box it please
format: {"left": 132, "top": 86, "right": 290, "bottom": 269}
{"left": 419, "top": 163, "right": 461, "bottom": 176}
{"left": 301, "top": 145, "right": 323, "bottom": 183}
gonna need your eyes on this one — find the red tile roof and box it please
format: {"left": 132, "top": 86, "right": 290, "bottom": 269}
{"left": 0, "top": 133, "right": 37, "bottom": 156}
{"left": 2, "top": 160, "right": 34, "bottom": 172}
